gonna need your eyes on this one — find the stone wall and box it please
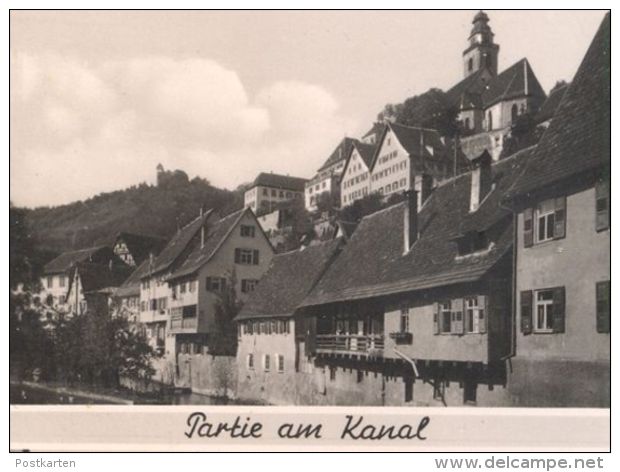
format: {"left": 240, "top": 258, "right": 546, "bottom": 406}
{"left": 177, "top": 353, "right": 237, "bottom": 398}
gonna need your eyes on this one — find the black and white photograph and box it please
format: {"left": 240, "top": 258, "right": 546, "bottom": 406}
{"left": 8, "top": 8, "right": 611, "bottom": 452}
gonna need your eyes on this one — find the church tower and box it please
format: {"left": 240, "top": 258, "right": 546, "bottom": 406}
{"left": 462, "top": 11, "right": 499, "bottom": 79}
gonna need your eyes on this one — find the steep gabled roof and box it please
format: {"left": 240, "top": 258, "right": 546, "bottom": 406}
{"left": 341, "top": 139, "right": 376, "bottom": 177}
{"left": 353, "top": 141, "right": 377, "bottom": 169}
{"left": 301, "top": 149, "right": 533, "bottom": 307}
{"left": 69, "top": 261, "right": 131, "bottom": 296}
{"left": 317, "top": 137, "right": 357, "bottom": 172}
{"left": 167, "top": 208, "right": 267, "bottom": 281}
{"left": 43, "top": 246, "right": 112, "bottom": 275}
{"left": 114, "top": 232, "right": 166, "bottom": 266}
{"left": 506, "top": 13, "right": 610, "bottom": 201}
{"left": 147, "top": 210, "right": 214, "bottom": 276}
{"left": 251, "top": 172, "right": 308, "bottom": 192}
{"left": 235, "top": 239, "right": 342, "bottom": 320}
{"left": 481, "top": 58, "right": 546, "bottom": 108}
{"left": 535, "top": 83, "right": 569, "bottom": 124}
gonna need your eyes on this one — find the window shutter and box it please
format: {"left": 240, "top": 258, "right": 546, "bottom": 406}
{"left": 552, "top": 286, "right": 566, "bottom": 333}
{"left": 234, "top": 248, "right": 241, "bottom": 263}
{"left": 520, "top": 290, "right": 533, "bottom": 335}
{"left": 433, "top": 302, "right": 440, "bottom": 335}
{"left": 523, "top": 208, "right": 534, "bottom": 248}
{"left": 596, "top": 281, "right": 611, "bottom": 333}
{"left": 477, "top": 295, "right": 488, "bottom": 334}
{"left": 595, "top": 180, "right": 610, "bottom": 231}
{"left": 253, "top": 249, "right": 260, "bottom": 265}
{"left": 553, "top": 197, "right": 566, "bottom": 240}
{"left": 452, "top": 298, "right": 464, "bottom": 334}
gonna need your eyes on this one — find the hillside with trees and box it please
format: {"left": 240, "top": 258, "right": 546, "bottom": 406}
{"left": 15, "top": 165, "right": 244, "bottom": 260}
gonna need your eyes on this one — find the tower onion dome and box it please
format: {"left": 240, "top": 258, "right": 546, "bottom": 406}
{"left": 470, "top": 11, "right": 493, "bottom": 40}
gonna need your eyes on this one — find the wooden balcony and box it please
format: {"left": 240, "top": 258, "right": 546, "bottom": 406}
{"left": 170, "top": 316, "right": 197, "bottom": 332}
{"left": 315, "top": 334, "right": 384, "bottom": 358}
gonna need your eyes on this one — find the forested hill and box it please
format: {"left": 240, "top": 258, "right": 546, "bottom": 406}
{"left": 18, "top": 168, "right": 245, "bottom": 255}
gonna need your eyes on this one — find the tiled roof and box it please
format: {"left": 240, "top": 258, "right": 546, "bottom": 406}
{"left": 317, "top": 137, "right": 356, "bottom": 172}
{"left": 115, "top": 259, "right": 151, "bottom": 298}
{"left": 43, "top": 246, "right": 112, "bottom": 275}
{"left": 353, "top": 141, "right": 377, "bottom": 169}
{"left": 481, "top": 58, "right": 546, "bottom": 108}
{"left": 114, "top": 232, "right": 166, "bottom": 266}
{"left": 147, "top": 210, "right": 214, "bottom": 276}
{"left": 342, "top": 139, "right": 376, "bottom": 176}
{"left": 506, "top": 13, "right": 610, "bottom": 201}
{"left": 445, "top": 68, "right": 489, "bottom": 108}
{"left": 301, "top": 149, "right": 532, "bottom": 307}
{"left": 446, "top": 59, "right": 545, "bottom": 112}
{"left": 236, "top": 240, "right": 342, "bottom": 320}
{"left": 167, "top": 208, "right": 250, "bottom": 280}
{"left": 71, "top": 261, "right": 132, "bottom": 295}
{"left": 251, "top": 172, "right": 308, "bottom": 192}
{"left": 535, "top": 83, "right": 569, "bottom": 123}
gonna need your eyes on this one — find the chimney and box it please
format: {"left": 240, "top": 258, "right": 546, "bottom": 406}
{"left": 414, "top": 174, "right": 434, "bottom": 208}
{"left": 470, "top": 151, "right": 493, "bottom": 212}
{"left": 403, "top": 189, "right": 419, "bottom": 253}
{"left": 199, "top": 206, "right": 206, "bottom": 248}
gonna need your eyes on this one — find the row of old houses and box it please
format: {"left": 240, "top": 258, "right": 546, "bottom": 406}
{"left": 236, "top": 12, "right": 610, "bottom": 407}
{"left": 32, "top": 12, "right": 609, "bottom": 406}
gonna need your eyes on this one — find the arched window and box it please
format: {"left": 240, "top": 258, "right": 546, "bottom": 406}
{"left": 464, "top": 117, "right": 471, "bottom": 130}
{"left": 487, "top": 111, "right": 493, "bottom": 131}
{"left": 511, "top": 104, "right": 518, "bottom": 124}
{"left": 468, "top": 58, "right": 474, "bottom": 72}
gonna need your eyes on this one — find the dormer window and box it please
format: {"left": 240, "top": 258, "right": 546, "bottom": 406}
{"left": 456, "top": 231, "right": 488, "bottom": 256}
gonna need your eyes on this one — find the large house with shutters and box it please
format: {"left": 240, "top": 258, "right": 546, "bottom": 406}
{"left": 139, "top": 207, "right": 274, "bottom": 359}
{"left": 298, "top": 146, "right": 533, "bottom": 406}
{"left": 504, "top": 13, "right": 610, "bottom": 407}
{"left": 165, "top": 207, "right": 274, "bottom": 357}
{"left": 368, "top": 122, "right": 464, "bottom": 206}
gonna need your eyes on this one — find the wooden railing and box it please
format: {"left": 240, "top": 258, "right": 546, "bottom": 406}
{"left": 315, "top": 334, "right": 384, "bottom": 355}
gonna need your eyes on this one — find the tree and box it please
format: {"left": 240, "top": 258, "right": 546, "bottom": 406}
{"left": 378, "top": 88, "right": 460, "bottom": 138}
{"left": 315, "top": 190, "right": 340, "bottom": 214}
{"left": 500, "top": 111, "right": 546, "bottom": 159}
{"left": 10, "top": 292, "right": 55, "bottom": 381}
{"left": 550, "top": 80, "right": 568, "bottom": 95}
{"left": 210, "top": 271, "right": 242, "bottom": 356}
{"left": 339, "top": 193, "right": 385, "bottom": 223}
{"left": 46, "top": 304, "right": 155, "bottom": 388}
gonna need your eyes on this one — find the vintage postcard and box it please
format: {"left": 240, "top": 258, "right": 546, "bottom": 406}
{"left": 9, "top": 9, "right": 611, "bottom": 452}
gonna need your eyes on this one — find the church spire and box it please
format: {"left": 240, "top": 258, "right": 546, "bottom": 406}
{"left": 462, "top": 10, "right": 500, "bottom": 78}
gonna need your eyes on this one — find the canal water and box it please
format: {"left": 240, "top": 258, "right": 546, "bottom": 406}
{"left": 10, "top": 383, "right": 237, "bottom": 405}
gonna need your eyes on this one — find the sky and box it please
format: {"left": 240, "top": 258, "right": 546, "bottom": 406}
{"left": 10, "top": 10, "right": 606, "bottom": 208}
